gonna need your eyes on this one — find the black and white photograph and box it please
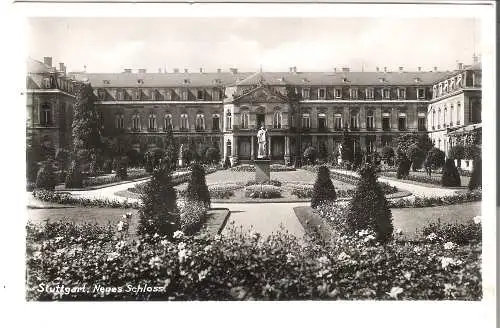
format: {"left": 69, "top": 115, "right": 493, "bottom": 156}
{"left": 2, "top": 0, "right": 497, "bottom": 327}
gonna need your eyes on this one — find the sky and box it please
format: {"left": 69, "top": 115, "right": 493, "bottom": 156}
{"left": 27, "top": 17, "right": 481, "bottom": 73}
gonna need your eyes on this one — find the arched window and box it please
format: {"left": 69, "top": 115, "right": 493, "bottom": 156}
{"left": 195, "top": 113, "right": 205, "bottom": 131}
{"left": 334, "top": 113, "right": 342, "bottom": 130}
{"left": 432, "top": 109, "right": 436, "bottom": 129}
{"left": 148, "top": 114, "right": 157, "bottom": 131}
{"left": 443, "top": 106, "right": 448, "bottom": 127}
{"left": 273, "top": 111, "right": 282, "bottom": 129}
{"left": 40, "top": 103, "right": 52, "bottom": 125}
{"left": 132, "top": 114, "right": 141, "bottom": 131}
{"left": 437, "top": 108, "right": 441, "bottom": 128}
{"left": 366, "top": 111, "right": 374, "bottom": 130}
{"left": 350, "top": 112, "right": 359, "bottom": 130}
{"left": 225, "top": 111, "right": 232, "bottom": 131}
{"left": 456, "top": 102, "right": 461, "bottom": 125}
{"left": 164, "top": 113, "right": 172, "bottom": 130}
{"left": 212, "top": 113, "right": 220, "bottom": 131}
{"left": 180, "top": 113, "right": 189, "bottom": 130}
{"left": 301, "top": 113, "right": 310, "bottom": 129}
{"left": 449, "top": 104, "right": 454, "bottom": 127}
{"left": 241, "top": 111, "right": 249, "bottom": 129}
{"left": 398, "top": 112, "right": 407, "bottom": 131}
{"left": 115, "top": 114, "right": 124, "bottom": 129}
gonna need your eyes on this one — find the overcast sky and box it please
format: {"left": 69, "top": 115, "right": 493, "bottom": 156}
{"left": 27, "top": 17, "right": 480, "bottom": 73}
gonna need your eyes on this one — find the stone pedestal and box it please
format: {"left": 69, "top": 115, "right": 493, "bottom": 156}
{"left": 254, "top": 159, "right": 271, "bottom": 183}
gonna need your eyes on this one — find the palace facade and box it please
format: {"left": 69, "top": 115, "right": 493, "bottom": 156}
{"left": 26, "top": 57, "right": 482, "bottom": 165}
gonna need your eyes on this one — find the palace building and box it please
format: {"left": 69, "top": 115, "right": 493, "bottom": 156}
{"left": 26, "top": 57, "right": 482, "bottom": 166}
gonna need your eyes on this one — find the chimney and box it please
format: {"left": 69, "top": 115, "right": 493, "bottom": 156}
{"left": 200, "top": 67, "right": 204, "bottom": 73}
{"left": 138, "top": 68, "right": 147, "bottom": 74}
{"left": 383, "top": 67, "right": 387, "bottom": 73}
{"left": 158, "top": 68, "right": 162, "bottom": 73}
{"left": 217, "top": 68, "right": 221, "bottom": 73}
{"left": 173, "top": 68, "right": 179, "bottom": 73}
{"left": 230, "top": 68, "right": 238, "bottom": 74}
{"left": 418, "top": 66, "right": 422, "bottom": 72}
{"left": 457, "top": 62, "right": 463, "bottom": 70}
{"left": 124, "top": 68, "right": 132, "bottom": 73}
{"left": 433, "top": 66, "right": 438, "bottom": 71}
{"left": 376, "top": 67, "right": 380, "bottom": 72}
{"left": 293, "top": 66, "right": 297, "bottom": 74}
{"left": 334, "top": 67, "right": 337, "bottom": 72}
{"left": 58, "top": 63, "right": 66, "bottom": 75}
{"left": 342, "top": 67, "right": 350, "bottom": 72}
{"left": 289, "top": 67, "right": 293, "bottom": 73}
{"left": 43, "top": 57, "right": 52, "bottom": 68}
{"left": 473, "top": 54, "right": 479, "bottom": 63}
{"left": 398, "top": 66, "right": 404, "bottom": 72}
{"left": 184, "top": 68, "right": 189, "bottom": 73}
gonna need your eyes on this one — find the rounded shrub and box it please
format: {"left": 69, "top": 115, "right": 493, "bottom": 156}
{"left": 311, "top": 165, "right": 337, "bottom": 208}
{"left": 137, "top": 165, "right": 179, "bottom": 238}
{"left": 205, "top": 147, "right": 220, "bottom": 164}
{"left": 347, "top": 164, "right": 393, "bottom": 243}
{"left": 468, "top": 158, "right": 481, "bottom": 190}
{"left": 441, "top": 158, "right": 461, "bottom": 187}
{"left": 381, "top": 146, "right": 395, "bottom": 160}
{"left": 35, "top": 161, "right": 56, "bottom": 191}
{"left": 65, "top": 160, "right": 83, "bottom": 188}
{"left": 186, "top": 163, "right": 211, "bottom": 208}
{"left": 396, "top": 154, "right": 411, "bottom": 179}
{"left": 303, "top": 147, "right": 317, "bottom": 165}
{"left": 115, "top": 157, "right": 128, "bottom": 180}
{"left": 425, "top": 147, "right": 445, "bottom": 170}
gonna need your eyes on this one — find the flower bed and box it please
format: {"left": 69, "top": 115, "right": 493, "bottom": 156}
{"left": 245, "top": 179, "right": 282, "bottom": 187}
{"left": 231, "top": 164, "right": 295, "bottom": 172}
{"left": 328, "top": 170, "right": 398, "bottom": 195}
{"left": 178, "top": 200, "right": 208, "bottom": 235}
{"left": 244, "top": 185, "right": 281, "bottom": 199}
{"left": 390, "top": 189, "right": 482, "bottom": 208}
{"left": 82, "top": 169, "right": 151, "bottom": 188}
{"left": 380, "top": 171, "right": 442, "bottom": 186}
{"left": 208, "top": 183, "right": 241, "bottom": 199}
{"left": 288, "top": 183, "right": 314, "bottom": 198}
{"left": 26, "top": 219, "right": 481, "bottom": 301}
{"left": 32, "top": 190, "right": 139, "bottom": 209}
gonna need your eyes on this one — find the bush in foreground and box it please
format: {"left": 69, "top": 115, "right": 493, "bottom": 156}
{"left": 441, "top": 158, "right": 461, "bottom": 187}
{"left": 26, "top": 220, "right": 481, "bottom": 301}
{"left": 311, "top": 166, "right": 336, "bottom": 208}
{"left": 35, "top": 161, "right": 56, "bottom": 191}
{"left": 185, "top": 163, "right": 211, "bottom": 208}
{"left": 347, "top": 164, "right": 393, "bottom": 243}
{"left": 468, "top": 158, "right": 482, "bottom": 191}
{"left": 137, "top": 165, "right": 179, "bottom": 238}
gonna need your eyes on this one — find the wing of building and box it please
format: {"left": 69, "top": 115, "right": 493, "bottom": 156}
{"left": 26, "top": 58, "right": 482, "bottom": 167}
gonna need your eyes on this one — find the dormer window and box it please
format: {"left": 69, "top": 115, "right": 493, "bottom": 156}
{"left": 197, "top": 90, "right": 204, "bottom": 100}
{"left": 97, "top": 89, "right": 106, "bottom": 100}
{"left": 334, "top": 88, "right": 342, "bottom": 99}
{"left": 103, "top": 80, "right": 111, "bottom": 85}
{"left": 365, "top": 88, "right": 374, "bottom": 99}
{"left": 342, "top": 77, "right": 349, "bottom": 83}
{"left": 213, "top": 78, "right": 221, "bottom": 84}
{"left": 397, "top": 88, "right": 406, "bottom": 100}
{"left": 417, "top": 88, "right": 425, "bottom": 99}
{"left": 349, "top": 88, "right": 358, "bottom": 99}
{"left": 414, "top": 77, "right": 422, "bottom": 83}
{"left": 379, "top": 77, "right": 387, "bottom": 83}
{"left": 302, "top": 88, "right": 310, "bottom": 99}
{"left": 383, "top": 88, "right": 390, "bottom": 99}
{"left": 43, "top": 78, "right": 51, "bottom": 88}
{"left": 183, "top": 79, "right": 190, "bottom": 84}
{"left": 137, "top": 79, "right": 144, "bottom": 84}
{"left": 318, "top": 88, "right": 326, "bottom": 100}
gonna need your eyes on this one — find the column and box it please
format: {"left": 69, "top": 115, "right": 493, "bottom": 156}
{"left": 359, "top": 135, "right": 366, "bottom": 153}
{"left": 375, "top": 134, "right": 382, "bottom": 151}
{"left": 284, "top": 135, "right": 290, "bottom": 165}
{"left": 251, "top": 135, "right": 255, "bottom": 160}
{"left": 268, "top": 135, "right": 272, "bottom": 159}
{"left": 312, "top": 135, "right": 318, "bottom": 148}
{"left": 231, "top": 135, "right": 238, "bottom": 164}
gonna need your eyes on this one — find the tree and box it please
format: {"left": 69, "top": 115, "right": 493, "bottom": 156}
{"left": 381, "top": 146, "right": 395, "bottom": 161}
{"left": 163, "top": 126, "right": 178, "bottom": 171}
{"left": 70, "top": 82, "right": 101, "bottom": 166}
{"left": 317, "top": 141, "right": 328, "bottom": 162}
{"left": 340, "top": 127, "right": 353, "bottom": 162}
{"left": 35, "top": 160, "right": 56, "bottom": 191}
{"left": 55, "top": 148, "right": 70, "bottom": 172}
{"left": 205, "top": 147, "right": 220, "bottom": 164}
{"left": 311, "top": 165, "right": 337, "bottom": 208}
{"left": 416, "top": 134, "right": 434, "bottom": 154}
{"left": 425, "top": 147, "right": 445, "bottom": 170}
{"left": 303, "top": 146, "right": 317, "bottom": 165}
{"left": 449, "top": 145, "right": 465, "bottom": 161}
{"left": 115, "top": 157, "right": 128, "bottom": 180}
{"left": 441, "top": 158, "right": 461, "bottom": 187}
{"left": 468, "top": 158, "right": 482, "bottom": 190}
{"left": 347, "top": 164, "right": 393, "bottom": 243}
{"left": 396, "top": 153, "right": 411, "bottom": 179}
{"left": 65, "top": 160, "right": 83, "bottom": 188}
{"left": 407, "top": 144, "right": 425, "bottom": 171}
{"left": 137, "top": 165, "right": 179, "bottom": 238}
{"left": 185, "top": 163, "right": 210, "bottom": 208}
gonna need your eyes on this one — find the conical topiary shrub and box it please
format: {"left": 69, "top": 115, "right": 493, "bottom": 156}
{"left": 347, "top": 164, "right": 393, "bottom": 243}
{"left": 186, "top": 163, "right": 210, "bottom": 208}
{"left": 35, "top": 160, "right": 56, "bottom": 191}
{"left": 441, "top": 158, "right": 461, "bottom": 187}
{"left": 311, "top": 165, "right": 337, "bottom": 208}
{"left": 468, "top": 158, "right": 482, "bottom": 190}
{"left": 137, "top": 165, "right": 179, "bottom": 238}
{"left": 65, "top": 160, "right": 83, "bottom": 188}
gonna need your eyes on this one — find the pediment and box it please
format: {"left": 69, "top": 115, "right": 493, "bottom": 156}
{"left": 233, "top": 85, "right": 287, "bottom": 104}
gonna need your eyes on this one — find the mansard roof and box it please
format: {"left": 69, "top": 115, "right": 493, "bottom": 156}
{"left": 27, "top": 58, "right": 50, "bottom": 74}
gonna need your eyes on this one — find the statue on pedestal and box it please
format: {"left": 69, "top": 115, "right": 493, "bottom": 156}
{"left": 257, "top": 126, "right": 268, "bottom": 159}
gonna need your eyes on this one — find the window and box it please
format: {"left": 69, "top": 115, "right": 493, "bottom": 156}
{"left": 449, "top": 104, "right": 454, "bottom": 127}
{"left": 148, "top": 114, "right": 157, "bottom": 131}
{"left": 318, "top": 113, "right": 326, "bottom": 130}
{"left": 301, "top": 113, "right": 310, "bottom": 129}
{"left": 241, "top": 112, "right": 249, "bottom": 129}
{"left": 212, "top": 89, "right": 222, "bottom": 101}
{"left": 273, "top": 111, "right": 282, "bottom": 129}
{"left": 115, "top": 114, "right": 124, "bottom": 129}
{"left": 40, "top": 103, "right": 52, "bottom": 125}
{"left": 135, "top": 89, "right": 141, "bottom": 101}
{"left": 443, "top": 107, "right": 448, "bottom": 127}
{"left": 302, "top": 88, "right": 310, "bottom": 99}
{"left": 318, "top": 88, "right": 326, "bottom": 100}
{"left": 382, "top": 113, "right": 390, "bottom": 131}
{"left": 151, "top": 90, "right": 157, "bottom": 101}
{"left": 397, "top": 88, "right": 406, "bottom": 100}
{"left": 212, "top": 114, "right": 220, "bottom": 131}
{"left": 116, "top": 89, "right": 124, "bottom": 101}
{"left": 350, "top": 88, "right": 358, "bottom": 99}
{"left": 181, "top": 89, "right": 188, "bottom": 101}
{"left": 195, "top": 113, "right": 205, "bottom": 130}
{"left": 43, "top": 78, "right": 51, "bottom": 89}
{"left": 383, "top": 89, "right": 390, "bottom": 99}
{"left": 417, "top": 88, "right": 425, "bottom": 99}
{"left": 132, "top": 114, "right": 141, "bottom": 131}
{"left": 225, "top": 111, "right": 232, "bottom": 130}
{"left": 180, "top": 113, "right": 189, "bottom": 130}
{"left": 366, "top": 112, "right": 374, "bottom": 130}
{"left": 365, "top": 88, "right": 374, "bottom": 99}
{"left": 398, "top": 113, "right": 407, "bottom": 131}
{"left": 164, "top": 114, "right": 172, "bottom": 130}
{"left": 350, "top": 112, "right": 359, "bottom": 130}
{"left": 432, "top": 110, "right": 436, "bottom": 129}
{"left": 437, "top": 109, "right": 441, "bottom": 128}
{"left": 456, "top": 102, "right": 461, "bottom": 125}
{"left": 334, "top": 88, "right": 342, "bottom": 99}
{"left": 334, "top": 114, "right": 342, "bottom": 130}
{"left": 197, "top": 90, "right": 204, "bottom": 100}
{"left": 97, "top": 89, "right": 106, "bottom": 100}
{"left": 418, "top": 113, "right": 426, "bottom": 131}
